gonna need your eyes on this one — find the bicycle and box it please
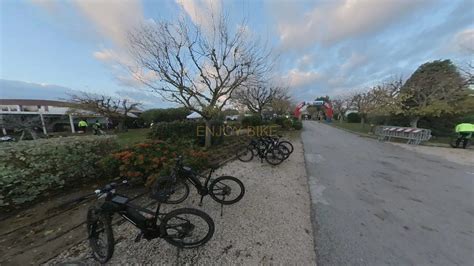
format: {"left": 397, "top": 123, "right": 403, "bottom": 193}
{"left": 151, "top": 156, "right": 245, "bottom": 216}
{"left": 237, "top": 136, "right": 290, "bottom": 165}
{"left": 87, "top": 180, "right": 215, "bottom": 263}
{"left": 450, "top": 133, "right": 472, "bottom": 149}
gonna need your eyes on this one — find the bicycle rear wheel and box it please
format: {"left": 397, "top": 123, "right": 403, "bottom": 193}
{"left": 265, "top": 147, "right": 285, "bottom": 165}
{"left": 87, "top": 207, "right": 114, "bottom": 263}
{"left": 279, "top": 140, "right": 294, "bottom": 154}
{"left": 237, "top": 146, "right": 254, "bottom": 162}
{"left": 160, "top": 208, "right": 215, "bottom": 248}
{"left": 209, "top": 176, "right": 245, "bottom": 205}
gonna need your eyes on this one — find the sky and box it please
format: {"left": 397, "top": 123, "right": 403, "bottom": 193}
{"left": 0, "top": 0, "right": 473, "bottom": 109}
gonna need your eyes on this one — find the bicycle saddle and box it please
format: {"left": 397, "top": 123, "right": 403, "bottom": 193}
{"left": 209, "top": 162, "right": 220, "bottom": 170}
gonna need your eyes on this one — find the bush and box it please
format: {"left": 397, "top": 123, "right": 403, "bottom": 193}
{"left": 0, "top": 136, "right": 118, "bottom": 208}
{"left": 347, "top": 113, "right": 361, "bottom": 123}
{"left": 102, "top": 140, "right": 208, "bottom": 186}
{"left": 241, "top": 115, "right": 263, "bottom": 127}
{"left": 293, "top": 120, "right": 303, "bottom": 130}
{"left": 282, "top": 119, "right": 293, "bottom": 129}
{"left": 140, "top": 107, "right": 190, "bottom": 124}
{"left": 149, "top": 120, "right": 224, "bottom": 146}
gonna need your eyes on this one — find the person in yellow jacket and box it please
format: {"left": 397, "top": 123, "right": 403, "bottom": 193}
{"left": 454, "top": 123, "right": 473, "bottom": 148}
{"left": 78, "top": 119, "right": 88, "bottom": 133}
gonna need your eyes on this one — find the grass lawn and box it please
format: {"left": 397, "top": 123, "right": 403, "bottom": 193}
{"left": 330, "top": 121, "right": 452, "bottom": 145}
{"left": 331, "top": 121, "right": 373, "bottom": 135}
{"left": 116, "top": 128, "right": 150, "bottom": 147}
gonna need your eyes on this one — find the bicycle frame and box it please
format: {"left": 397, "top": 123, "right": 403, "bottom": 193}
{"left": 176, "top": 166, "right": 215, "bottom": 196}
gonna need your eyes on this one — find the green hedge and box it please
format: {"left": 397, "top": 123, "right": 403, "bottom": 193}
{"left": 149, "top": 120, "right": 224, "bottom": 145}
{"left": 347, "top": 113, "right": 361, "bottom": 123}
{"left": 241, "top": 115, "right": 263, "bottom": 127}
{"left": 0, "top": 136, "right": 118, "bottom": 208}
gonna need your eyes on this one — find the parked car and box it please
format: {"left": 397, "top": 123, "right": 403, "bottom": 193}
{"left": 225, "top": 115, "right": 239, "bottom": 121}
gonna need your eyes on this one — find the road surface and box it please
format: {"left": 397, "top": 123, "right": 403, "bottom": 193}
{"left": 302, "top": 121, "right": 474, "bottom": 265}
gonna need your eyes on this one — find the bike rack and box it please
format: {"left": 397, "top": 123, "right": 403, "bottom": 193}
{"left": 374, "top": 126, "right": 432, "bottom": 145}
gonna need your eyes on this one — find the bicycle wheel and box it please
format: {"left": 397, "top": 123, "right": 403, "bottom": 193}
{"left": 450, "top": 138, "right": 459, "bottom": 148}
{"left": 237, "top": 146, "right": 254, "bottom": 162}
{"left": 279, "top": 140, "right": 294, "bottom": 154}
{"left": 265, "top": 147, "right": 285, "bottom": 165}
{"left": 209, "top": 176, "right": 245, "bottom": 205}
{"left": 87, "top": 207, "right": 114, "bottom": 263}
{"left": 152, "top": 177, "right": 190, "bottom": 204}
{"left": 160, "top": 208, "right": 215, "bottom": 248}
{"left": 278, "top": 143, "right": 291, "bottom": 159}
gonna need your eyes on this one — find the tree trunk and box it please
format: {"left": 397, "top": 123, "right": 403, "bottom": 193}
{"left": 410, "top": 117, "right": 419, "bottom": 128}
{"left": 360, "top": 115, "right": 366, "bottom": 128}
{"left": 204, "top": 119, "right": 212, "bottom": 148}
{"left": 117, "top": 120, "right": 128, "bottom": 132}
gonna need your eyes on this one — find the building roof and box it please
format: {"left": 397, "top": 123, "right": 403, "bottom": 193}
{"left": 0, "top": 99, "right": 73, "bottom": 107}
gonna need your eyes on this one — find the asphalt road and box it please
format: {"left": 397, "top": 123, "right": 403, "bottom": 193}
{"left": 302, "top": 121, "right": 474, "bottom": 266}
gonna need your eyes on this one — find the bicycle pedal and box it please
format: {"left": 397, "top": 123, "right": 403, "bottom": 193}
{"left": 134, "top": 232, "right": 143, "bottom": 243}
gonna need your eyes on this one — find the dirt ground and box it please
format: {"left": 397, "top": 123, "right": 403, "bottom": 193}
{"left": 47, "top": 136, "right": 316, "bottom": 264}
{"left": 391, "top": 143, "right": 474, "bottom": 166}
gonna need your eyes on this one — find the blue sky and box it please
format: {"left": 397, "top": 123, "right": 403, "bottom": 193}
{"left": 0, "top": 0, "right": 473, "bottom": 109}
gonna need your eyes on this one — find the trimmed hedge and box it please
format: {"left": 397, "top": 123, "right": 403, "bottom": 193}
{"left": 241, "top": 115, "right": 263, "bottom": 127}
{"left": 347, "top": 113, "right": 361, "bottom": 123}
{"left": 0, "top": 136, "right": 118, "bottom": 208}
{"left": 149, "top": 120, "right": 224, "bottom": 146}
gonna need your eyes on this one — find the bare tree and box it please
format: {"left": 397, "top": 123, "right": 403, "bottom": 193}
{"left": 0, "top": 115, "right": 42, "bottom": 140}
{"left": 68, "top": 92, "right": 141, "bottom": 131}
{"left": 233, "top": 85, "right": 288, "bottom": 117}
{"left": 128, "top": 15, "right": 271, "bottom": 147}
{"left": 331, "top": 96, "right": 351, "bottom": 122}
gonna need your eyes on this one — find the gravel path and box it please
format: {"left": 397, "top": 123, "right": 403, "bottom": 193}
{"left": 47, "top": 137, "right": 316, "bottom": 264}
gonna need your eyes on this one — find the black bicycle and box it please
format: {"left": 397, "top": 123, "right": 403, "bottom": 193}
{"left": 87, "top": 180, "right": 215, "bottom": 263}
{"left": 450, "top": 133, "right": 472, "bottom": 149}
{"left": 152, "top": 156, "right": 245, "bottom": 212}
{"left": 237, "top": 136, "right": 290, "bottom": 165}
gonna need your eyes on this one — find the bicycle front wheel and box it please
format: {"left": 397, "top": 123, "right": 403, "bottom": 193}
{"left": 279, "top": 140, "right": 294, "bottom": 154}
{"left": 265, "top": 147, "right": 285, "bottom": 165}
{"left": 160, "top": 208, "right": 215, "bottom": 248}
{"left": 87, "top": 207, "right": 114, "bottom": 263}
{"left": 209, "top": 176, "right": 245, "bottom": 205}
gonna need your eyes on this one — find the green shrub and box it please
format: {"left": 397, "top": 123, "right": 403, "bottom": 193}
{"left": 241, "top": 115, "right": 263, "bottom": 127}
{"left": 347, "top": 113, "right": 361, "bottom": 123}
{"left": 282, "top": 119, "right": 293, "bottom": 129}
{"left": 0, "top": 136, "right": 118, "bottom": 208}
{"left": 293, "top": 120, "right": 303, "bottom": 130}
{"left": 149, "top": 120, "right": 224, "bottom": 146}
{"left": 140, "top": 107, "right": 190, "bottom": 124}
{"left": 103, "top": 140, "right": 208, "bottom": 186}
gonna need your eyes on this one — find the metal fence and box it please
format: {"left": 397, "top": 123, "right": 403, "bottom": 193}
{"left": 374, "top": 126, "right": 432, "bottom": 145}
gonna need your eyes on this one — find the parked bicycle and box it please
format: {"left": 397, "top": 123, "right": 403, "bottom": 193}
{"left": 87, "top": 180, "right": 214, "bottom": 263}
{"left": 237, "top": 135, "right": 291, "bottom": 165}
{"left": 151, "top": 156, "right": 245, "bottom": 214}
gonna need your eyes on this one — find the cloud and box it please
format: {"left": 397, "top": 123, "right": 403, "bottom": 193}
{"left": 0, "top": 79, "right": 74, "bottom": 100}
{"left": 277, "top": 0, "right": 428, "bottom": 50}
{"left": 175, "top": 0, "right": 222, "bottom": 32}
{"left": 453, "top": 28, "right": 474, "bottom": 53}
{"left": 284, "top": 69, "right": 325, "bottom": 89}
{"left": 341, "top": 52, "right": 368, "bottom": 72}
{"left": 72, "top": 0, "right": 144, "bottom": 48}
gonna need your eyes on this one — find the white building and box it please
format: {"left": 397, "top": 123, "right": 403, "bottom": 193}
{"left": 0, "top": 99, "right": 105, "bottom": 135}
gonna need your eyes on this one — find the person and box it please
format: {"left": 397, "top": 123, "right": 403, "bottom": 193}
{"left": 92, "top": 120, "right": 102, "bottom": 135}
{"left": 78, "top": 119, "right": 88, "bottom": 133}
{"left": 454, "top": 122, "right": 473, "bottom": 149}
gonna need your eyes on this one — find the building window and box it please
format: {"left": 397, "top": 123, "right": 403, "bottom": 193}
{"left": 10, "top": 106, "right": 18, "bottom": 111}
{"left": 23, "top": 105, "right": 39, "bottom": 112}
{"left": 1, "top": 105, "right": 8, "bottom": 111}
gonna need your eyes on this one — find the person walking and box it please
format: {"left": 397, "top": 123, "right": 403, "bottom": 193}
{"left": 92, "top": 120, "right": 102, "bottom": 135}
{"left": 78, "top": 119, "right": 88, "bottom": 133}
{"left": 454, "top": 122, "right": 473, "bottom": 148}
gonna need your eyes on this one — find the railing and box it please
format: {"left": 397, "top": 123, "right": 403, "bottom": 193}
{"left": 374, "top": 126, "right": 432, "bottom": 145}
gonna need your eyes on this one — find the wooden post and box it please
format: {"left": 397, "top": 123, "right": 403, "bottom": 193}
{"left": 39, "top": 113, "right": 47, "bottom": 135}
{"left": 69, "top": 114, "right": 76, "bottom": 133}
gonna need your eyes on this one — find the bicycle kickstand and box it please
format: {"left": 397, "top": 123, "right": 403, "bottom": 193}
{"left": 199, "top": 195, "right": 204, "bottom": 207}
{"left": 220, "top": 195, "right": 225, "bottom": 217}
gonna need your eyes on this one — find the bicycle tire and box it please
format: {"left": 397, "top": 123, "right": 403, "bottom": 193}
{"left": 237, "top": 146, "right": 254, "bottom": 162}
{"left": 152, "top": 178, "right": 190, "bottom": 204}
{"left": 87, "top": 207, "right": 114, "bottom": 263}
{"left": 160, "top": 208, "right": 215, "bottom": 248}
{"left": 208, "top": 176, "right": 245, "bottom": 205}
{"left": 279, "top": 140, "right": 294, "bottom": 154}
{"left": 265, "top": 147, "right": 285, "bottom": 165}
